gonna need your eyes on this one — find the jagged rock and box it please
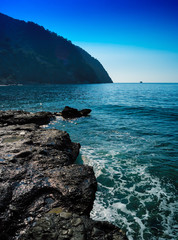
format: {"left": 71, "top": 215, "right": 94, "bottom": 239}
{"left": 0, "top": 110, "right": 127, "bottom": 240}
{"left": 61, "top": 106, "right": 91, "bottom": 119}
{"left": 0, "top": 111, "right": 96, "bottom": 239}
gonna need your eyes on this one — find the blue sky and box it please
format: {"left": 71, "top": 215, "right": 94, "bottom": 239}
{"left": 1, "top": 0, "right": 178, "bottom": 82}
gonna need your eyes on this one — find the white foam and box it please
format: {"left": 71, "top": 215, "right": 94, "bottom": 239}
{"left": 81, "top": 146, "right": 177, "bottom": 239}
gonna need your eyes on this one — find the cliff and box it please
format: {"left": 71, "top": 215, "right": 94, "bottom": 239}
{"left": 0, "top": 13, "right": 112, "bottom": 85}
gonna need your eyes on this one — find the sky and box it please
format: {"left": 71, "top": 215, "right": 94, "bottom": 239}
{"left": 1, "top": 0, "right": 178, "bottom": 83}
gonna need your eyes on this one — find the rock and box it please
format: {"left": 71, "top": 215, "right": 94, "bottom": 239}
{"left": 0, "top": 110, "right": 55, "bottom": 126}
{"left": 61, "top": 106, "right": 91, "bottom": 119}
{"left": 61, "top": 106, "right": 81, "bottom": 118}
{"left": 20, "top": 211, "right": 127, "bottom": 240}
{"left": 0, "top": 111, "right": 96, "bottom": 239}
{"left": 0, "top": 110, "right": 127, "bottom": 240}
{"left": 80, "top": 109, "right": 91, "bottom": 116}
{"left": 60, "top": 212, "right": 72, "bottom": 219}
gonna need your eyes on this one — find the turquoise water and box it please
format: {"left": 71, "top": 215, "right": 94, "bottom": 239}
{"left": 0, "top": 83, "right": 178, "bottom": 240}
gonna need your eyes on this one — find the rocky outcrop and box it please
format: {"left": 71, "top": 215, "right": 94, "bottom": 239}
{"left": 61, "top": 106, "right": 91, "bottom": 119}
{"left": 0, "top": 111, "right": 127, "bottom": 240}
{"left": 0, "top": 110, "right": 54, "bottom": 126}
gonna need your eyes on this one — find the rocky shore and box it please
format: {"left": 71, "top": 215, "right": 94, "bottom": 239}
{"left": 0, "top": 110, "right": 127, "bottom": 240}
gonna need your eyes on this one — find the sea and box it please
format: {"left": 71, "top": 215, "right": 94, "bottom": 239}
{"left": 0, "top": 83, "right": 177, "bottom": 240}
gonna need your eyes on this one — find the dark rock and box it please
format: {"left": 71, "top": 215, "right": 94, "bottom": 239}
{"left": 0, "top": 110, "right": 127, "bottom": 240}
{"left": 20, "top": 211, "right": 127, "bottom": 240}
{"left": 80, "top": 109, "right": 92, "bottom": 116}
{"left": 61, "top": 106, "right": 81, "bottom": 118}
{"left": 0, "top": 110, "right": 55, "bottom": 126}
{"left": 61, "top": 106, "right": 91, "bottom": 119}
{"left": 0, "top": 112, "right": 96, "bottom": 239}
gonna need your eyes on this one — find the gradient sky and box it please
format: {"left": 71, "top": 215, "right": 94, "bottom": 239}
{"left": 1, "top": 0, "right": 178, "bottom": 82}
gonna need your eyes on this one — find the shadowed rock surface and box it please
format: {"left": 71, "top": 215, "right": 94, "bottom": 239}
{"left": 20, "top": 210, "right": 127, "bottom": 240}
{"left": 0, "top": 111, "right": 127, "bottom": 240}
{"left": 61, "top": 106, "right": 91, "bottom": 119}
{"left": 0, "top": 110, "right": 54, "bottom": 126}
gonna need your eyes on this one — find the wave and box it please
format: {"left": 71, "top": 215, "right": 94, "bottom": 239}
{"left": 81, "top": 146, "right": 178, "bottom": 240}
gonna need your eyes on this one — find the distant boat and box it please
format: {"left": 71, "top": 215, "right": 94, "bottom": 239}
{"left": 140, "top": 81, "right": 143, "bottom": 83}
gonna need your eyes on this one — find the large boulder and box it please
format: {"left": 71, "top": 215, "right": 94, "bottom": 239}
{"left": 61, "top": 106, "right": 91, "bottom": 119}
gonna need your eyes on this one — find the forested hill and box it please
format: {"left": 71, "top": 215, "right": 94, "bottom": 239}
{"left": 0, "top": 13, "right": 112, "bottom": 85}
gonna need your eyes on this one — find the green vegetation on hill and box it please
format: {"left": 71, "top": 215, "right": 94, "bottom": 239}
{"left": 0, "top": 13, "right": 112, "bottom": 84}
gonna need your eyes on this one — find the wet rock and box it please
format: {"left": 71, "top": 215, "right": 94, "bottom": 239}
{"left": 80, "top": 109, "right": 91, "bottom": 117}
{"left": 0, "top": 110, "right": 127, "bottom": 240}
{"left": 61, "top": 106, "right": 91, "bottom": 119}
{"left": 20, "top": 211, "right": 127, "bottom": 240}
{"left": 60, "top": 212, "right": 72, "bottom": 219}
{"left": 0, "top": 111, "right": 97, "bottom": 239}
{"left": 61, "top": 106, "right": 81, "bottom": 118}
{"left": 0, "top": 110, "right": 55, "bottom": 126}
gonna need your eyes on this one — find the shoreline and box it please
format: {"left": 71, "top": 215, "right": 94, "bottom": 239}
{"left": 0, "top": 110, "right": 127, "bottom": 240}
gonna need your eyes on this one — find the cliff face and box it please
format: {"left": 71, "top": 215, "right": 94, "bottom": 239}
{"left": 0, "top": 13, "right": 113, "bottom": 85}
{"left": 77, "top": 47, "right": 112, "bottom": 84}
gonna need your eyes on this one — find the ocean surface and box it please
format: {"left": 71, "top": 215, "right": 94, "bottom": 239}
{"left": 0, "top": 83, "right": 178, "bottom": 240}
